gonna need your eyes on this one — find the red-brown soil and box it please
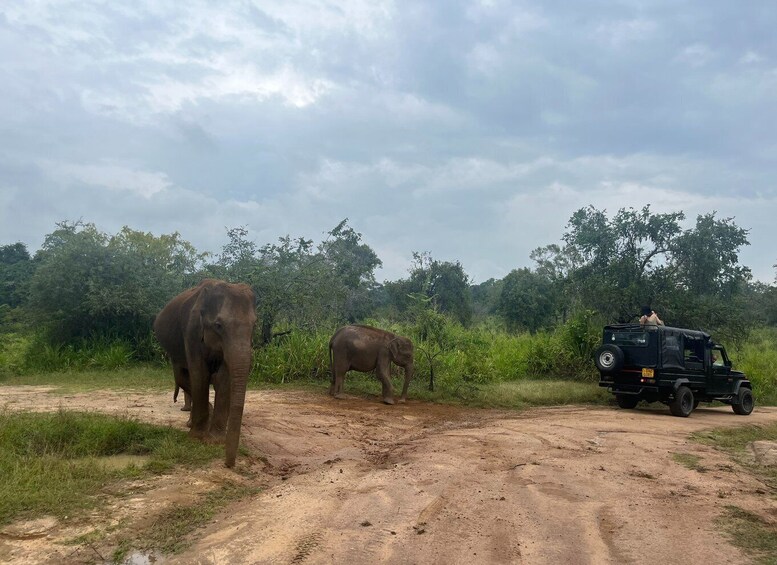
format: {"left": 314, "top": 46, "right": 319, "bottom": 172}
{"left": 1, "top": 386, "right": 775, "bottom": 564}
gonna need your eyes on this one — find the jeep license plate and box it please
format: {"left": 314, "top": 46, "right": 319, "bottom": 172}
{"left": 641, "top": 368, "right": 654, "bottom": 378}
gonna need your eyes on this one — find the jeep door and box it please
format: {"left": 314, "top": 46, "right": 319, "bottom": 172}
{"left": 709, "top": 345, "right": 732, "bottom": 395}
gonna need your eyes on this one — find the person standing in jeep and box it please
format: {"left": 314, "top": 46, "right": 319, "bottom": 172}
{"left": 639, "top": 305, "right": 664, "bottom": 326}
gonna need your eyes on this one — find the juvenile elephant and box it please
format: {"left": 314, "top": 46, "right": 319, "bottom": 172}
{"left": 153, "top": 279, "right": 256, "bottom": 468}
{"left": 329, "top": 325, "right": 414, "bottom": 405}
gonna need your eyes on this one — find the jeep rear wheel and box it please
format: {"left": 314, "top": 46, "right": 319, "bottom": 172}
{"left": 669, "top": 386, "right": 694, "bottom": 417}
{"left": 594, "top": 345, "right": 624, "bottom": 374}
{"left": 615, "top": 395, "right": 639, "bottom": 409}
{"left": 732, "top": 388, "right": 754, "bottom": 416}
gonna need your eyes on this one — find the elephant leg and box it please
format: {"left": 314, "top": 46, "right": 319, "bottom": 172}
{"left": 334, "top": 369, "right": 347, "bottom": 399}
{"left": 377, "top": 358, "right": 395, "bottom": 405}
{"left": 332, "top": 358, "right": 349, "bottom": 399}
{"left": 188, "top": 362, "right": 211, "bottom": 440}
{"left": 183, "top": 390, "right": 192, "bottom": 411}
{"left": 209, "top": 364, "right": 230, "bottom": 442}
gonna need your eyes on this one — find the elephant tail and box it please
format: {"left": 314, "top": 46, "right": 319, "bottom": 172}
{"left": 173, "top": 384, "right": 180, "bottom": 403}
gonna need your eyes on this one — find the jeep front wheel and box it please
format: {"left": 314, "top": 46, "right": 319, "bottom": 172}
{"left": 615, "top": 395, "right": 639, "bottom": 409}
{"left": 594, "top": 345, "right": 624, "bottom": 374}
{"left": 670, "top": 386, "right": 694, "bottom": 417}
{"left": 732, "top": 388, "right": 754, "bottom": 416}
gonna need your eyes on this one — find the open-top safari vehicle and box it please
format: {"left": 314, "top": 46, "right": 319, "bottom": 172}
{"left": 595, "top": 324, "right": 754, "bottom": 417}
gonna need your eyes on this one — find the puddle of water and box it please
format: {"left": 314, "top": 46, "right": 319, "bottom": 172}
{"left": 114, "top": 550, "right": 164, "bottom": 565}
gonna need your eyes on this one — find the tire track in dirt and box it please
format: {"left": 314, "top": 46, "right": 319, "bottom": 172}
{"left": 2, "top": 387, "right": 777, "bottom": 564}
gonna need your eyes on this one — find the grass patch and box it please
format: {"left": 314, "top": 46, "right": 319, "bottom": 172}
{"left": 0, "top": 410, "right": 223, "bottom": 526}
{"left": 338, "top": 373, "right": 611, "bottom": 409}
{"left": 692, "top": 422, "right": 777, "bottom": 490}
{"left": 1, "top": 363, "right": 612, "bottom": 411}
{"left": 717, "top": 506, "right": 777, "bottom": 564}
{"left": 672, "top": 452, "right": 704, "bottom": 471}
{"left": 0, "top": 365, "right": 170, "bottom": 392}
{"left": 692, "top": 422, "right": 777, "bottom": 456}
{"left": 732, "top": 327, "right": 777, "bottom": 406}
{"left": 693, "top": 422, "right": 777, "bottom": 562}
{"left": 112, "top": 481, "right": 259, "bottom": 561}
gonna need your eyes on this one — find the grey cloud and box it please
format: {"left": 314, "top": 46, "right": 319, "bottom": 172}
{"left": 1, "top": 0, "right": 776, "bottom": 284}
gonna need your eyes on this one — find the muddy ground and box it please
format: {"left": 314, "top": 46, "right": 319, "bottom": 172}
{"left": 1, "top": 385, "right": 776, "bottom": 564}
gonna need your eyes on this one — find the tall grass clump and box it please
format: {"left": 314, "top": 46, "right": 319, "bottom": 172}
{"left": 0, "top": 333, "right": 30, "bottom": 377}
{"left": 251, "top": 329, "right": 332, "bottom": 384}
{"left": 19, "top": 333, "right": 134, "bottom": 373}
{"left": 339, "top": 311, "right": 601, "bottom": 395}
{"left": 731, "top": 327, "right": 777, "bottom": 405}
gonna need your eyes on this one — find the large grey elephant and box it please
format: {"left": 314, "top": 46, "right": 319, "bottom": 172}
{"left": 153, "top": 279, "right": 257, "bottom": 468}
{"left": 329, "top": 325, "right": 414, "bottom": 404}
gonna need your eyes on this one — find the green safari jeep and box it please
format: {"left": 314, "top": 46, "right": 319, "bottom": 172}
{"left": 595, "top": 324, "right": 754, "bottom": 417}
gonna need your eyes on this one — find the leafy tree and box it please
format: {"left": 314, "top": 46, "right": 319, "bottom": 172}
{"left": 671, "top": 212, "right": 751, "bottom": 296}
{"left": 28, "top": 221, "right": 204, "bottom": 353}
{"left": 498, "top": 268, "right": 556, "bottom": 333}
{"left": 0, "top": 243, "right": 35, "bottom": 309}
{"left": 211, "top": 220, "right": 382, "bottom": 343}
{"left": 406, "top": 293, "right": 454, "bottom": 392}
{"left": 319, "top": 219, "right": 382, "bottom": 322}
{"left": 535, "top": 206, "right": 753, "bottom": 340}
{"left": 385, "top": 252, "right": 473, "bottom": 325}
{"left": 470, "top": 277, "right": 503, "bottom": 321}
{"left": 548, "top": 205, "right": 684, "bottom": 322}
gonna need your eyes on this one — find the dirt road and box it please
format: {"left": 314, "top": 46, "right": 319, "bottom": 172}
{"left": 1, "top": 386, "right": 776, "bottom": 564}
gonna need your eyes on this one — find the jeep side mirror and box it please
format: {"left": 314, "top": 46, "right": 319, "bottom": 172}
{"left": 725, "top": 360, "right": 732, "bottom": 368}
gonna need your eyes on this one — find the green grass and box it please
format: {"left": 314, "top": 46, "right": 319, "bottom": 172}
{"left": 692, "top": 422, "right": 777, "bottom": 456}
{"left": 691, "top": 422, "right": 777, "bottom": 489}
{"left": 692, "top": 423, "right": 777, "bottom": 562}
{"left": 732, "top": 327, "right": 777, "bottom": 405}
{"left": 671, "top": 452, "right": 704, "bottom": 471}
{"left": 717, "top": 506, "right": 777, "bottom": 565}
{"left": 0, "top": 365, "right": 170, "bottom": 392}
{"left": 112, "top": 481, "right": 259, "bottom": 561}
{"left": 338, "top": 372, "right": 611, "bottom": 408}
{"left": 0, "top": 361, "right": 611, "bottom": 411}
{"left": 0, "top": 410, "right": 223, "bottom": 526}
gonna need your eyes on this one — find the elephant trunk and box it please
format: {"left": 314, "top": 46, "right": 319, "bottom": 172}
{"left": 224, "top": 346, "right": 252, "bottom": 468}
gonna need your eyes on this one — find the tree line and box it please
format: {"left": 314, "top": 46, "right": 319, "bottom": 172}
{"left": 1, "top": 206, "right": 775, "bottom": 360}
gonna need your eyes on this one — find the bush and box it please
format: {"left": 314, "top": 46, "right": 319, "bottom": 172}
{"left": 731, "top": 327, "right": 777, "bottom": 405}
{"left": 0, "top": 333, "right": 30, "bottom": 376}
{"left": 7, "top": 333, "right": 135, "bottom": 374}
{"left": 251, "top": 329, "right": 331, "bottom": 384}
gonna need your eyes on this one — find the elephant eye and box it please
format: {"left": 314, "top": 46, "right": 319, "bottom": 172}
{"left": 214, "top": 321, "right": 223, "bottom": 331}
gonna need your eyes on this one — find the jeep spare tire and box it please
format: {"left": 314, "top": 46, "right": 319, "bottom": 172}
{"left": 594, "top": 344, "right": 624, "bottom": 373}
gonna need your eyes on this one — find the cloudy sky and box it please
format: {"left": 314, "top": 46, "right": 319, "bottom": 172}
{"left": 1, "top": 1, "right": 776, "bottom": 283}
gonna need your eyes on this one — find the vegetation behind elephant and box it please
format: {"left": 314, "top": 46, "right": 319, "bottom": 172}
{"left": 153, "top": 279, "right": 257, "bottom": 468}
{"left": 329, "top": 324, "right": 414, "bottom": 404}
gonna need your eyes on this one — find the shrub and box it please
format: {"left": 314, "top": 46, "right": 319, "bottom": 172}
{"left": 251, "top": 329, "right": 331, "bottom": 384}
{"left": 731, "top": 327, "right": 777, "bottom": 405}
